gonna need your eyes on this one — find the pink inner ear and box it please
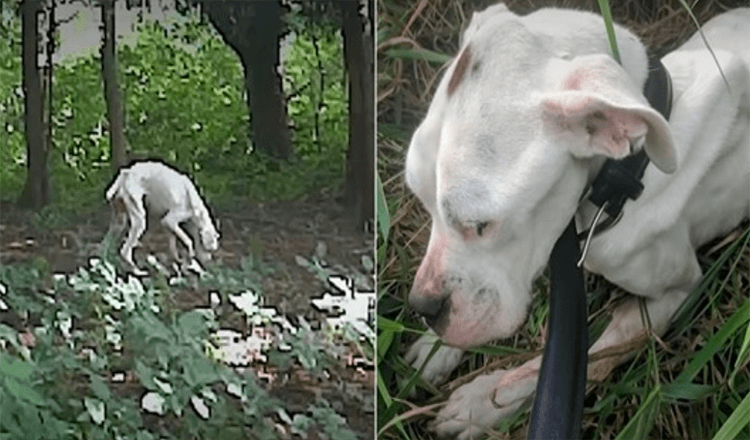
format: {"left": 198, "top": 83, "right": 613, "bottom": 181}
{"left": 589, "top": 109, "right": 648, "bottom": 157}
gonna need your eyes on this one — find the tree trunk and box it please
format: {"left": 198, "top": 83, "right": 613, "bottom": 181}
{"left": 101, "top": 0, "right": 128, "bottom": 173}
{"left": 201, "top": 1, "right": 292, "bottom": 161}
{"left": 18, "top": 0, "right": 49, "bottom": 210}
{"left": 342, "top": 0, "right": 374, "bottom": 229}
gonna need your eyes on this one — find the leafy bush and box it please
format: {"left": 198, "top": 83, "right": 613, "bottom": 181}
{"left": 0, "top": 11, "right": 24, "bottom": 198}
{"left": 0, "top": 257, "right": 363, "bottom": 439}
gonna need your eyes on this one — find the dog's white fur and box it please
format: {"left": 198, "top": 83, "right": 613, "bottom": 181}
{"left": 405, "top": 5, "right": 750, "bottom": 438}
{"left": 106, "top": 161, "right": 220, "bottom": 275}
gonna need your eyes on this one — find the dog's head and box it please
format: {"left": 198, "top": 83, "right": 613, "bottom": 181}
{"left": 199, "top": 216, "right": 220, "bottom": 253}
{"left": 405, "top": 4, "right": 676, "bottom": 347}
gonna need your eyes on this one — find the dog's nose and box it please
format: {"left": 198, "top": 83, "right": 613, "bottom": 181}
{"left": 408, "top": 288, "right": 448, "bottom": 320}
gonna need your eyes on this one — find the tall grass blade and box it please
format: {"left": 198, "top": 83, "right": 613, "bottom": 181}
{"left": 675, "top": 298, "right": 750, "bottom": 385}
{"left": 376, "top": 172, "right": 391, "bottom": 244}
{"left": 711, "top": 390, "right": 750, "bottom": 440}
{"left": 615, "top": 384, "right": 663, "bottom": 440}
{"left": 596, "top": 0, "right": 621, "bottom": 63}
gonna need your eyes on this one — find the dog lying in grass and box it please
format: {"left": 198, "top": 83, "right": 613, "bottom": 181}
{"left": 403, "top": 4, "right": 749, "bottom": 438}
{"left": 105, "top": 160, "right": 220, "bottom": 275}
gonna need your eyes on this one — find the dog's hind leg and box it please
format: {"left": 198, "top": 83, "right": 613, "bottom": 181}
{"left": 106, "top": 198, "right": 128, "bottom": 241}
{"left": 120, "top": 195, "right": 148, "bottom": 276}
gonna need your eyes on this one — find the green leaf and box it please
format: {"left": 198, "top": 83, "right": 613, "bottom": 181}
{"left": 595, "top": 0, "right": 621, "bottom": 63}
{"left": 377, "top": 329, "right": 394, "bottom": 359}
{"left": 177, "top": 310, "right": 209, "bottom": 339}
{"left": 711, "top": 391, "right": 750, "bottom": 440}
{"left": 0, "top": 353, "right": 34, "bottom": 381}
{"left": 376, "top": 172, "right": 391, "bottom": 244}
{"left": 675, "top": 298, "right": 750, "bottom": 385}
{"left": 182, "top": 355, "right": 220, "bottom": 388}
{"left": 385, "top": 48, "right": 451, "bottom": 64}
{"left": 376, "top": 316, "right": 404, "bottom": 332}
{"left": 662, "top": 383, "right": 716, "bottom": 401}
{"left": 4, "top": 377, "right": 46, "bottom": 407}
{"left": 89, "top": 374, "right": 111, "bottom": 401}
{"left": 135, "top": 359, "right": 158, "bottom": 391}
{"left": 615, "top": 385, "right": 663, "bottom": 440}
{"left": 730, "top": 319, "right": 750, "bottom": 388}
{"left": 84, "top": 397, "right": 105, "bottom": 425}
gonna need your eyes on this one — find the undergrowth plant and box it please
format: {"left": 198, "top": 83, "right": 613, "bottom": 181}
{"left": 0, "top": 256, "right": 362, "bottom": 440}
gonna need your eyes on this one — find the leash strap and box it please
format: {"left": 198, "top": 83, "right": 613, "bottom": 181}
{"left": 528, "top": 219, "right": 588, "bottom": 440}
{"left": 578, "top": 55, "right": 673, "bottom": 241}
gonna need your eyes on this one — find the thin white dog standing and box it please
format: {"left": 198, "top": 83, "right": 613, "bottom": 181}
{"left": 405, "top": 4, "right": 750, "bottom": 439}
{"left": 105, "top": 161, "right": 220, "bottom": 275}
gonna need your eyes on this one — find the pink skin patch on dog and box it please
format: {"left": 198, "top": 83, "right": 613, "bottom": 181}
{"left": 448, "top": 45, "right": 473, "bottom": 97}
{"left": 440, "top": 295, "right": 499, "bottom": 347}
{"left": 543, "top": 95, "right": 648, "bottom": 157}
{"left": 413, "top": 231, "right": 448, "bottom": 298}
{"left": 587, "top": 109, "right": 647, "bottom": 156}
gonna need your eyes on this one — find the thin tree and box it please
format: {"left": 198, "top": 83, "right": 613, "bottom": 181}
{"left": 342, "top": 0, "right": 374, "bottom": 229}
{"left": 101, "top": 0, "right": 127, "bottom": 172}
{"left": 18, "top": 0, "right": 49, "bottom": 210}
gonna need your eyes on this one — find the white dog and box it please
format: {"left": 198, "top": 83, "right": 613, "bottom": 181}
{"left": 405, "top": 4, "right": 749, "bottom": 439}
{"left": 105, "top": 161, "right": 220, "bottom": 275}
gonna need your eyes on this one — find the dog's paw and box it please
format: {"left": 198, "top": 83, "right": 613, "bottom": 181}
{"left": 130, "top": 267, "right": 148, "bottom": 277}
{"left": 432, "top": 363, "right": 539, "bottom": 440}
{"left": 186, "top": 258, "right": 205, "bottom": 274}
{"left": 121, "top": 258, "right": 148, "bottom": 277}
{"left": 405, "top": 332, "right": 464, "bottom": 385}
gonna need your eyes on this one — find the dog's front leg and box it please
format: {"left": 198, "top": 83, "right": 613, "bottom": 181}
{"left": 168, "top": 234, "right": 180, "bottom": 261}
{"left": 432, "top": 356, "right": 540, "bottom": 439}
{"left": 161, "top": 209, "right": 195, "bottom": 260}
{"left": 432, "top": 286, "right": 692, "bottom": 439}
{"left": 406, "top": 330, "right": 465, "bottom": 386}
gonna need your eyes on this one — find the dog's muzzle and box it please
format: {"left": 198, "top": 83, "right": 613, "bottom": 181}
{"left": 409, "top": 289, "right": 449, "bottom": 325}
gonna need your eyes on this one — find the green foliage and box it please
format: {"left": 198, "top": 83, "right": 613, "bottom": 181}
{"left": 284, "top": 23, "right": 348, "bottom": 159}
{"left": 0, "top": 254, "right": 363, "bottom": 439}
{"left": 0, "top": 259, "right": 255, "bottom": 440}
{"left": 0, "top": 9, "right": 349, "bottom": 210}
{"left": 0, "top": 10, "right": 24, "bottom": 199}
{"left": 292, "top": 400, "right": 359, "bottom": 440}
{"left": 0, "top": 352, "right": 73, "bottom": 440}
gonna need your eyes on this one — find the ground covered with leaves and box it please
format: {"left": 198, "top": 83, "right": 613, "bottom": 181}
{"left": 1, "top": 198, "right": 374, "bottom": 439}
{"left": 377, "top": 0, "right": 750, "bottom": 439}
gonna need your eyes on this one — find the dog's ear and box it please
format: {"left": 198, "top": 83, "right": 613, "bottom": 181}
{"left": 540, "top": 55, "right": 677, "bottom": 173}
{"left": 461, "top": 3, "right": 512, "bottom": 45}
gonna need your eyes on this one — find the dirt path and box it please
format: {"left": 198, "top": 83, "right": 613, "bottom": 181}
{"left": 0, "top": 197, "right": 374, "bottom": 439}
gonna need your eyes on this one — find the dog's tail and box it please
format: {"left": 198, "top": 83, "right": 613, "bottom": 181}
{"left": 105, "top": 169, "right": 130, "bottom": 202}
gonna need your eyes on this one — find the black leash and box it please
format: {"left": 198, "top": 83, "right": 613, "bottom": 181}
{"left": 527, "top": 218, "right": 588, "bottom": 440}
{"left": 527, "top": 54, "right": 673, "bottom": 440}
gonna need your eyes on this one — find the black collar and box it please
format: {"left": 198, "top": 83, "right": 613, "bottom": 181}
{"left": 578, "top": 55, "right": 673, "bottom": 241}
